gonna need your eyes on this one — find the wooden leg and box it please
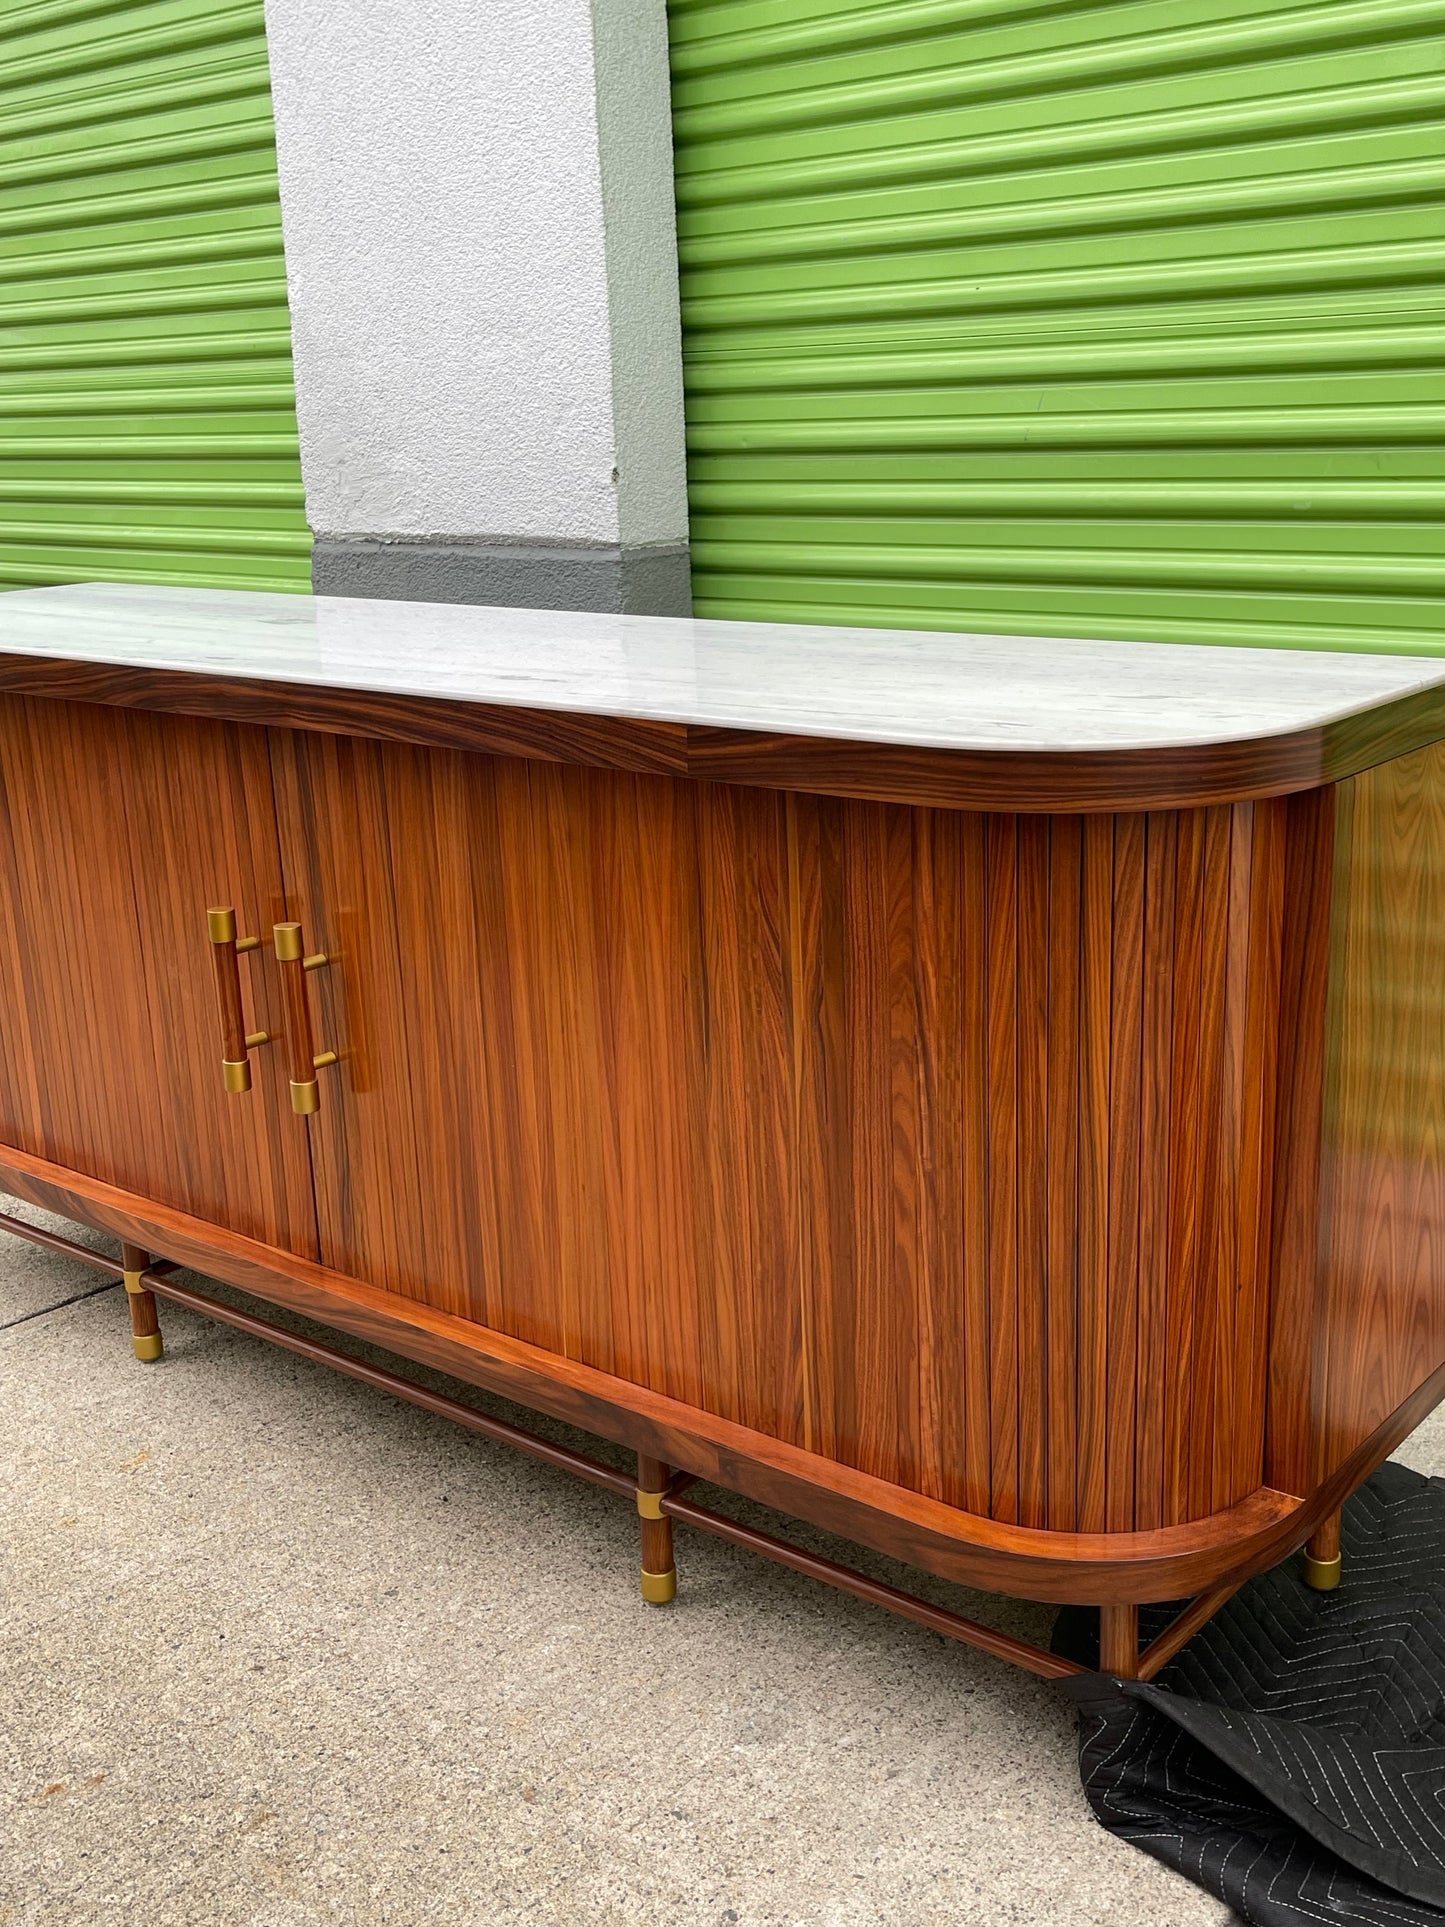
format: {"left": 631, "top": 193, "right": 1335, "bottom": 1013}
{"left": 637, "top": 1453, "right": 676, "bottom": 1605}
{"left": 1302, "top": 1509, "right": 1342, "bottom": 1591}
{"left": 1099, "top": 1603, "right": 1139, "bottom": 1679}
{"left": 122, "top": 1241, "right": 162, "bottom": 1363}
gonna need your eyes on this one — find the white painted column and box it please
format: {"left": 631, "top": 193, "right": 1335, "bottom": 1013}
{"left": 262, "top": 0, "right": 691, "bottom": 613}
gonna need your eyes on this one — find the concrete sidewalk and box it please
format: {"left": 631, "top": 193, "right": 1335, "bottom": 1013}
{"left": 5, "top": 1213, "right": 1436, "bottom": 1927}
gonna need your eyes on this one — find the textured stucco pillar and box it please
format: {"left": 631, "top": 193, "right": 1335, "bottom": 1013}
{"left": 262, "top": 0, "right": 691, "bottom": 614}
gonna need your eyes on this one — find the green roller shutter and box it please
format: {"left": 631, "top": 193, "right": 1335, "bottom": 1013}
{"left": 0, "top": 0, "right": 310, "bottom": 593}
{"left": 669, "top": 0, "right": 1445, "bottom": 656}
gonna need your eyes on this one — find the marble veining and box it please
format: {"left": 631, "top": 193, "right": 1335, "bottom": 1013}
{"left": 2, "top": 582, "right": 1442, "bottom": 756}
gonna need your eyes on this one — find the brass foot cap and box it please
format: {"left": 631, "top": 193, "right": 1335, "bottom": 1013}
{"left": 640, "top": 1566, "right": 676, "bottom": 1605}
{"left": 1302, "top": 1551, "right": 1342, "bottom": 1591}
{"left": 132, "top": 1333, "right": 163, "bottom": 1363}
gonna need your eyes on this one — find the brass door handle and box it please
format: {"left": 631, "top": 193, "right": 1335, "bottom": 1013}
{"left": 207, "top": 907, "right": 271, "bottom": 1093}
{"left": 273, "top": 920, "right": 337, "bottom": 1115}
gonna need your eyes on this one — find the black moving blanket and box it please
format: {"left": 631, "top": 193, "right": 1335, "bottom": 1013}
{"left": 1054, "top": 1462, "right": 1445, "bottom": 1926}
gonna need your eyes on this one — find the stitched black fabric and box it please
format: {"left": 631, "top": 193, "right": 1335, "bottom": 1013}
{"left": 1053, "top": 1462, "right": 1445, "bottom": 1925}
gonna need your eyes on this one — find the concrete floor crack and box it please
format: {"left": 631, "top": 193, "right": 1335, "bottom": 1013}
{"left": 0, "top": 1279, "right": 120, "bottom": 1330}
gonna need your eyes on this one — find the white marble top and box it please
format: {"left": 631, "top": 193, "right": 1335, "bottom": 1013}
{"left": 2, "top": 582, "right": 1442, "bottom": 756}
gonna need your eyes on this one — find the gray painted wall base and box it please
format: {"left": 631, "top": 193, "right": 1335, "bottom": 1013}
{"left": 311, "top": 538, "right": 692, "bottom": 617}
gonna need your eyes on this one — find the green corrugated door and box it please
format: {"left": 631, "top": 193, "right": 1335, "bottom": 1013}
{"left": 669, "top": 0, "right": 1445, "bottom": 655}
{"left": 0, "top": 0, "right": 310, "bottom": 593}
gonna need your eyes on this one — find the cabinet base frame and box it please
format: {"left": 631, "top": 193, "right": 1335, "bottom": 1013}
{"left": 0, "top": 1201, "right": 1326, "bottom": 1687}
{"left": 0, "top": 1209, "right": 1176, "bottom": 1683}
{"left": 136, "top": 1259, "right": 1100, "bottom": 1682}
{"left": 2, "top": 1138, "right": 1439, "bottom": 1660}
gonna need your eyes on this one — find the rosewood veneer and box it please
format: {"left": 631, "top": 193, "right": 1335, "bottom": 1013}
{"left": 1, "top": 582, "right": 1442, "bottom": 1680}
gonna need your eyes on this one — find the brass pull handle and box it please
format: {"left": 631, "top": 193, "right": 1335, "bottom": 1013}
{"left": 273, "top": 920, "right": 337, "bottom": 1115}
{"left": 207, "top": 906, "right": 271, "bottom": 1094}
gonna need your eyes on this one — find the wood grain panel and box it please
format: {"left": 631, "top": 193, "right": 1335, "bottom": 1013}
{"left": 1224, "top": 801, "right": 1285, "bottom": 1510}
{"left": 1106, "top": 815, "right": 1145, "bottom": 1534}
{"left": 1264, "top": 786, "right": 1339, "bottom": 1500}
{"left": 1212, "top": 805, "right": 1254, "bottom": 1515}
{"left": 1164, "top": 808, "right": 1206, "bottom": 1526}
{"left": 1017, "top": 815, "right": 1050, "bottom": 1532}
{"left": 1135, "top": 813, "right": 1176, "bottom": 1532}
{"left": 0, "top": 1134, "right": 1325, "bottom": 1605}
{"left": 1045, "top": 819, "right": 1081, "bottom": 1534}
{"left": 690, "top": 782, "right": 798, "bottom": 1446}
{"left": 985, "top": 815, "right": 1020, "bottom": 1523}
{"left": 1315, "top": 740, "right": 1445, "bottom": 1472}
{"left": 913, "top": 807, "right": 973, "bottom": 1513}
{"left": 864, "top": 802, "right": 925, "bottom": 1489}
{"left": 9, "top": 680, "right": 1445, "bottom": 1601}
{"left": 265, "top": 732, "right": 1285, "bottom": 1533}
{"left": 0, "top": 695, "right": 314, "bottom": 1253}
{"left": 1076, "top": 815, "right": 1113, "bottom": 1533}
{"left": 957, "top": 812, "right": 992, "bottom": 1517}
{"left": 787, "top": 792, "right": 844, "bottom": 1461}
{"left": 1187, "top": 807, "right": 1232, "bottom": 1525}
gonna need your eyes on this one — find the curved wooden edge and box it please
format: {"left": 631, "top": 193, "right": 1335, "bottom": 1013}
{"left": 128, "top": 1264, "right": 1097, "bottom": 1683}
{"left": 0, "top": 655, "right": 690, "bottom": 778}
{"left": 0, "top": 652, "right": 1441, "bottom": 814}
{"left": 2, "top": 1141, "right": 1438, "bottom": 1605}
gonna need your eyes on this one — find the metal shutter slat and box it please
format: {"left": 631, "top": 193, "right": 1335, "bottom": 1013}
{"left": 670, "top": 0, "right": 1445, "bottom": 653}
{"left": 0, "top": 0, "right": 308, "bottom": 594}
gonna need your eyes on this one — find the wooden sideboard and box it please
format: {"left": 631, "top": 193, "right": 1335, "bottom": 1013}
{"left": 2, "top": 582, "right": 1444, "bottom": 1680}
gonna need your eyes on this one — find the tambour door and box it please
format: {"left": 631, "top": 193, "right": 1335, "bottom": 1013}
{"left": 267, "top": 728, "right": 1276, "bottom": 1534}
{"left": 265, "top": 729, "right": 711, "bottom": 1390}
{"left": 0, "top": 695, "right": 317, "bottom": 1255}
